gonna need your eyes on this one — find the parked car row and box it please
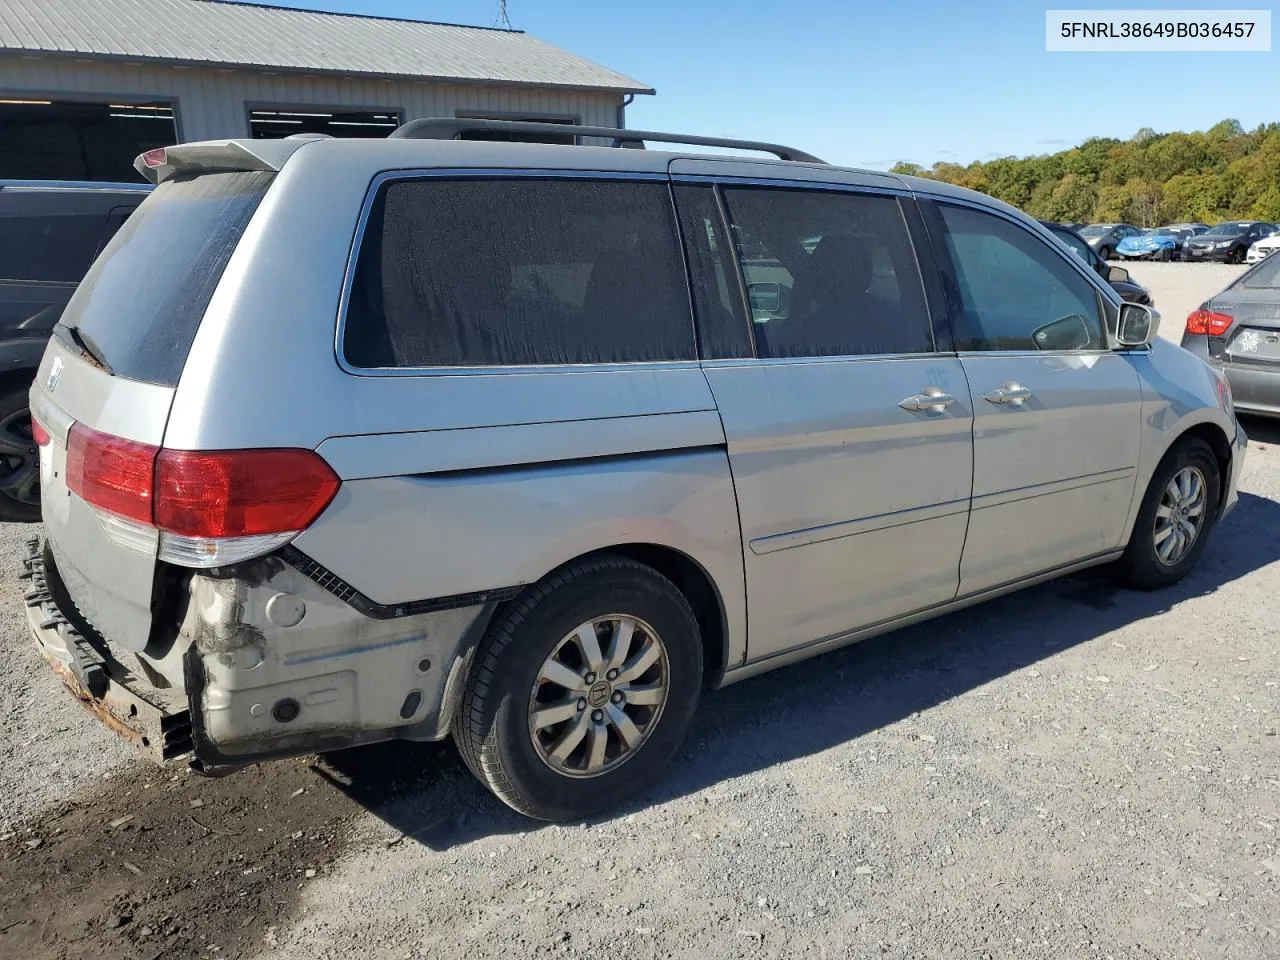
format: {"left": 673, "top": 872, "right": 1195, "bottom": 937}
{"left": 0, "top": 179, "right": 150, "bottom": 521}
{"left": 1040, "top": 221, "right": 1153, "bottom": 306}
{"left": 1077, "top": 219, "right": 1279, "bottom": 264}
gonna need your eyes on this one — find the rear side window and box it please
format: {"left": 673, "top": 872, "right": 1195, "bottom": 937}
{"left": 343, "top": 178, "right": 695, "bottom": 368}
{"left": 719, "top": 187, "right": 933, "bottom": 359}
{"left": 57, "top": 171, "right": 272, "bottom": 386}
{"left": 0, "top": 204, "right": 104, "bottom": 283}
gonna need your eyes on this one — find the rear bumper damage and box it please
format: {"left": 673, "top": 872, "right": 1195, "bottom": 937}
{"left": 23, "top": 538, "right": 192, "bottom": 761}
{"left": 24, "top": 538, "right": 496, "bottom": 772}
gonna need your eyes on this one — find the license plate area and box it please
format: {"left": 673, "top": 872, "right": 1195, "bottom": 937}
{"left": 1226, "top": 327, "right": 1280, "bottom": 363}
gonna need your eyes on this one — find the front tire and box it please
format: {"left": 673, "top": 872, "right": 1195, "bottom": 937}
{"left": 0, "top": 384, "right": 41, "bottom": 523}
{"left": 454, "top": 555, "right": 703, "bottom": 821}
{"left": 1099, "top": 245, "right": 1114, "bottom": 261}
{"left": 1116, "top": 437, "right": 1220, "bottom": 590}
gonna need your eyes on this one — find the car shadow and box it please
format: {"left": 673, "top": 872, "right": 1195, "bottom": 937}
{"left": 318, "top": 486, "right": 1280, "bottom": 851}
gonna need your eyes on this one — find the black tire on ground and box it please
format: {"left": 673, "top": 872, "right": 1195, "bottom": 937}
{"left": 1160, "top": 248, "right": 1173, "bottom": 262}
{"left": 1230, "top": 246, "right": 1245, "bottom": 264}
{"left": 454, "top": 554, "right": 704, "bottom": 821}
{"left": 0, "top": 383, "right": 41, "bottom": 523}
{"left": 1099, "top": 245, "right": 1113, "bottom": 261}
{"left": 1115, "top": 436, "right": 1221, "bottom": 590}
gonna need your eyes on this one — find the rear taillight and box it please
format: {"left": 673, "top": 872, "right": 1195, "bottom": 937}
{"left": 139, "top": 147, "right": 167, "bottom": 168}
{"left": 66, "top": 423, "right": 157, "bottom": 525}
{"left": 1185, "top": 309, "right": 1233, "bottom": 337}
{"left": 65, "top": 424, "right": 339, "bottom": 567}
{"left": 154, "top": 448, "right": 339, "bottom": 539}
{"left": 31, "top": 418, "right": 50, "bottom": 447}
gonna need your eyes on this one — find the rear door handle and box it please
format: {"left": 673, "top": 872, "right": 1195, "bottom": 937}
{"left": 983, "top": 382, "right": 1032, "bottom": 406}
{"left": 898, "top": 386, "right": 956, "bottom": 413}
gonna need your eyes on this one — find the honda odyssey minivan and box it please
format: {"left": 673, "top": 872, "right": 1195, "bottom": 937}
{"left": 20, "top": 121, "right": 1244, "bottom": 821}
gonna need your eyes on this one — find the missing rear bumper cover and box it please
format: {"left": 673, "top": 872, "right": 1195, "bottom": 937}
{"left": 24, "top": 539, "right": 193, "bottom": 762}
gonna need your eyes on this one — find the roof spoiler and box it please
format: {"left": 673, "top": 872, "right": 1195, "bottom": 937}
{"left": 133, "top": 134, "right": 329, "bottom": 184}
{"left": 389, "top": 118, "right": 825, "bottom": 163}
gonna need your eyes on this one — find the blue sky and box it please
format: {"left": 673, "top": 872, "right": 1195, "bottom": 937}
{"left": 247, "top": 0, "right": 1277, "bottom": 169}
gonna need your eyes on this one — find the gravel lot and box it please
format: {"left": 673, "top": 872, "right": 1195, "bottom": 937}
{"left": 1124, "top": 261, "right": 1248, "bottom": 345}
{"left": 1, "top": 263, "right": 1276, "bottom": 960}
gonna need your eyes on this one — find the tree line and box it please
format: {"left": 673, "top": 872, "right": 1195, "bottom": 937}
{"left": 890, "top": 119, "right": 1280, "bottom": 227}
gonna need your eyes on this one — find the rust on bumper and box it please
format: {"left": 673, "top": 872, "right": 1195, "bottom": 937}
{"left": 23, "top": 538, "right": 192, "bottom": 763}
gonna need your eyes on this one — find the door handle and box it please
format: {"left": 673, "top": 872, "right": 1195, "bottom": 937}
{"left": 898, "top": 386, "right": 956, "bottom": 413}
{"left": 983, "top": 382, "right": 1032, "bottom": 406}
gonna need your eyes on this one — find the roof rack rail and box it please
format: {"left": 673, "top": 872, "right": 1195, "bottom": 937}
{"left": 388, "top": 118, "right": 824, "bottom": 163}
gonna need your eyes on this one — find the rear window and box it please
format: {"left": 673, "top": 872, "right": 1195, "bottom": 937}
{"left": 1241, "top": 254, "right": 1280, "bottom": 289}
{"left": 343, "top": 177, "right": 695, "bottom": 368}
{"left": 0, "top": 204, "right": 105, "bottom": 283}
{"left": 57, "top": 171, "right": 273, "bottom": 386}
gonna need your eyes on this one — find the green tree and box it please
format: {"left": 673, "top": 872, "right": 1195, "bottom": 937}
{"left": 910, "top": 119, "right": 1280, "bottom": 224}
{"left": 1043, "top": 173, "right": 1097, "bottom": 223}
{"left": 1250, "top": 185, "right": 1280, "bottom": 221}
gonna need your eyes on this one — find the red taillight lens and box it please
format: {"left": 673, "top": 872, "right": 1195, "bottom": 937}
{"left": 139, "top": 147, "right": 167, "bottom": 168}
{"left": 31, "top": 418, "right": 50, "bottom": 447}
{"left": 154, "top": 448, "right": 340, "bottom": 539}
{"left": 65, "top": 423, "right": 157, "bottom": 524}
{"left": 1185, "top": 309, "right": 1233, "bottom": 337}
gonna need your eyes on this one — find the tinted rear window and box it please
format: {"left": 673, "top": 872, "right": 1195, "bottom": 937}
{"left": 343, "top": 177, "right": 694, "bottom": 368}
{"left": 0, "top": 204, "right": 104, "bottom": 282}
{"left": 57, "top": 171, "right": 273, "bottom": 386}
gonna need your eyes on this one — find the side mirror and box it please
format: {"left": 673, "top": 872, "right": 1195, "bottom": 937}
{"left": 1107, "top": 265, "right": 1130, "bottom": 283}
{"left": 1116, "top": 302, "right": 1157, "bottom": 348}
{"left": 746, "top": 281, "right": 782, "bottom": 314}
{"left": 1032, "top": 313, "right": 1095, "bottom": 351}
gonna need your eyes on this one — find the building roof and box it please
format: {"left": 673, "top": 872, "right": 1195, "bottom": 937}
{"left": 0, "top": 0, "right": 653, "bottom": 94}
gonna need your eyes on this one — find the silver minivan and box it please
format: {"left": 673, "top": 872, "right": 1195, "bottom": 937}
{"left": 21, "top": 122, "right": 1245, "bottom": 821}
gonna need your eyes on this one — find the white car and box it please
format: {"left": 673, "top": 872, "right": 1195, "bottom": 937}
{"left": 1246, "top": 231, "right": 1280, "bottom": 264}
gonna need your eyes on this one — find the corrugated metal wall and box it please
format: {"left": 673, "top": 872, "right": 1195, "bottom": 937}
{"left": 0, "top": 56, "right": 623, "bottom": 141}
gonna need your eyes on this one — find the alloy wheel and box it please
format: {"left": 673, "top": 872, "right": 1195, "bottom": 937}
{"left": 1153, "top": 466, "right": 1206, "bottom": 566}
{"left": 528, "top": 614, "right": 669, "bottom": 779}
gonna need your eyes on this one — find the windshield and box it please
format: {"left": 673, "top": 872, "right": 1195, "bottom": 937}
{"left": 1153, "top": 228, "right": 1179, "bottom": 237}
{"left": 55, "top": 171, "right": 273, "bottom": 387}
{"left": 1079, "top": 225, "right": 1108, "bottom": 237}
{"left": 1212, "top": 222, "right": 1250, "bottom": 237}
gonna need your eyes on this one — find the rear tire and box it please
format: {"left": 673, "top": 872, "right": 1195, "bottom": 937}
{"left": 1115, "top": 437, "right": 1220, "bottom": 590}
{"left": 0, "top": 384, "right": 40, "bottom": 523}
{"left": 454, "top": 555, "right": 703, "bottom": 821}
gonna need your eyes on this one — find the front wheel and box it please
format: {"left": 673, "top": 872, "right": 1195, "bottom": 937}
{"left": 454, "top": 555, "right": 703, "bottom": 821}
{"left": 1099, "top": 245, "right": 1114, "bottom": 261}
{"left": 1115, "top": 437, "right": 1220, "bottom": 590}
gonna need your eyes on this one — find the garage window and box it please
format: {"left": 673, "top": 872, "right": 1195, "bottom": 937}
{"left": 248, "top": 108, "right": 401, "bottom": 139}
{"left": 0, "top": 99, "right": 175, "bottom": 182}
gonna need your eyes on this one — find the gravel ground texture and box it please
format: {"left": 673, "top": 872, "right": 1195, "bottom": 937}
{"left": 0, "top": 263, "right": 1276, "bottom": 960}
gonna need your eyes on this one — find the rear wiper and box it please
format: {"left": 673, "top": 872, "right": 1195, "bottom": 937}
{"left": 53, "top": 323, "right": 114, "bottom": 375}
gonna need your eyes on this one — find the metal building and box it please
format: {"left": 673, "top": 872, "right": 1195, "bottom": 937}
{"left": 0, "top": 0, "right": 652, "bottom": 181}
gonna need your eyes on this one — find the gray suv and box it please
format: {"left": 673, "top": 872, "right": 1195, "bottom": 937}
{"left": 21, "top": 122, "right": 1245, "bottom": 821}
